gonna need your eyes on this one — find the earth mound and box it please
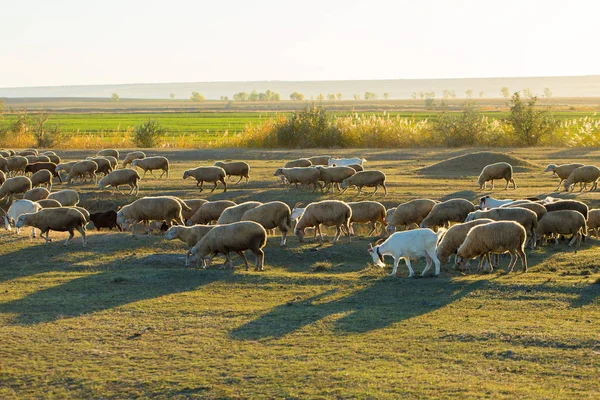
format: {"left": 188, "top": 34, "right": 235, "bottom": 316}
{"left": 418, "top": 151, "right": 539, "bottom": 176}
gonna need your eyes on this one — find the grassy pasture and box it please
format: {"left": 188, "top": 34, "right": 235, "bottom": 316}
{"left": 1, "top": 147, "right": 599, "bottom": 398}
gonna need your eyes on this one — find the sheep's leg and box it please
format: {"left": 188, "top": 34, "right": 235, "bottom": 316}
{"left": 555, "top": 179, "right": 563, "bottom": 191}
{"left": 357, "top": 186, "right": 362, "bottom": 196}
{"left": 150, "top": 170, "right": 158, "bottom": 179}
{"left": 77, "top": 226, "right": 87, "bottom": 247}
{"left": 476, "top": 255, "right": 486, "bottom": 272}
{"left": 316, "top": 225, "right": 324, "bottom": 244}
{"left": 254, "top": 249, "right": 265, "bottom": 271}
{"left": 64, "top": 229, "right": 74, "bottom": 246}
{"left": 568, "top": 232, "right": 579, "bottom": 247}
{"left": 370, "top": 185, "right": 378, "bottom": 197}
{"left": 221, "top": 179, "right": 227, "bottom": 192}
{"left": 236, "top": 251, "right": 249, "bottom": 270}
{"left": 158, "top": 170, "right": 165, "bottom": 179}
{"left": 235, "top": 176, "right": 243, "bottom": 184}
{"left": 280, "top": 230, "right": 287, "bottom": 246}
{"left": 31, "top": 227, "right": 35, "bottom": 238}
{"left": 507, "top": 251, "right": 517, "bottom": 272}
{"left": 197, "top": 181, "right": 204, "bottom": 192}
{"left": 142, "top": 170, "right": 147, "bottom": 179}
{"left": 116, "top": 186, "right": 126, "bottom": 195}
{"left": 366, "top": 222, "right": 377, "bottom": 237}
{"left": 42, "top": 230, "right": 50, "bottom": 245}
{"left": 210, "top": 182, "right": 218, "bottom": 193}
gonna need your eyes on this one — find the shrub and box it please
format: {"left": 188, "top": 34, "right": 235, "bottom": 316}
{"left": 133, "top": 119, "right": 166, "bottom": 147}
{"left": 432, "top": 103, "right": 486, "bottom": 147}
{"left": 508, "top": 92, "right": 558, "bottom": 146}
{"left": 272, "top": 105, "right": 344, "bottom": 148}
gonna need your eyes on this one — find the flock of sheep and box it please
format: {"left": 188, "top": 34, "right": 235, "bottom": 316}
{"left": 1, "top": 147, "right": 599, "bottom": 276}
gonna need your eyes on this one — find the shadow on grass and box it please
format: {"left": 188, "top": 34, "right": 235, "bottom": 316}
{"left": 230, "top": 277, "right": 488, "bottom": 340}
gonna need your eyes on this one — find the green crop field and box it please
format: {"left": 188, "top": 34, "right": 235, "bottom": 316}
{"left": 1, "top": 147, "right": 599, "bottom": 398}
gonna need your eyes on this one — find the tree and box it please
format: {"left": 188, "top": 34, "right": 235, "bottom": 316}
{"left": 259, "top": 92, "right": 268, "bottom": 101}
{"left": 465, "top": 89, "right": 473, "bottom": 99}
{"left": 317, "top": 94, "right": 325, "bottom": 102}
{"left": 133, "top": 119, "right": 166, "bottom": 147}
{"left": 169, "top": 93, "right": 175, "bottom": 99}
{"left": 522, "top": 88, "right": 533, "bottom": 98}
{"left": 543, "top": 88, "right": 552, "bottom": 98}
{"left": 111, "top": 93, "right": 120, "bottom": 102}
{"left": 432, "top": 103, "right": 484, "bottom": 147}
{"left": 248, "top": 90, "right": 259, "bottom": 101}
{"left": 410, "top": 92, "right": 417, "bottom": 99}
{"left": 383, "top": 92, "right": 390, "bottom": 99}
{"left": 501, "top": 87, "right": 510, "bottom": 98}
{"left": 327, "top": 94, "right": 336, "bottom": 100}
{"left": 271, "top": 92, "right": 280, "bottom": 101}
{"left": 353, "top": 93, "right": 360, "bottom": 100}
{"left": 479, "top": 91, "right": 484, "bottom": 98}
{"left": 508, "top": 92, "right": 558, "bottom": 146}
{"left": 190, "top": 92, "right": 205, "bottom": 102}
{"left": 364, "top": 92, "right": 377, "bottom": 100}
{"left": 289, "top": 92, "right": 305, "bottom": 101}
{"left": 220, "top": 96, "right": 229, "bottom": 101}
{"left": 424, "top": 92, "right": 435, "bottom": 108}
{"left": 233, "top": 92, "right": 248, "bottom": 101}
{"left": 419, "top": 92, "right": 424, "bottom": 99}
{"left": 336, "top": 93, "right": 342, "bottom": 100}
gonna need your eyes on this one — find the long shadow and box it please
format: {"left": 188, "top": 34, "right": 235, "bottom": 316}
{"left": 230, "top": 277, "right": 488, "bottom": 340}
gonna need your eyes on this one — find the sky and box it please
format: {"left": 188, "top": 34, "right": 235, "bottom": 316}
{"left": 1, "top": 0, "right": 599, "bottom": 87}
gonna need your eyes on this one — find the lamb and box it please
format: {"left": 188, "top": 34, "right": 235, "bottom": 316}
{"left": 456, "top": 221, "right": 527, "bottom": 273}
{"left": 241, "top": 201, "right": 293, "bottom": 246}
{"left": 187, "top": 200, "right": 236, "bottom": 225}
{"left": 37, "top": 199, "right": 62, "bottom": 208}
{"left": 328, "top": 157, "right": 367, "bottom": 167}
{"left": 315, "top": 166, "right": 356, "bottom": 193}
{"left": 25, "top": 162, "right": 62, "bottom": 182}
{"left": 117, "top": 196, "right": 186, "bottom": 236}
{"left": 341, "top": 170, "right": 387, "bottom": 196}
{"left": 214, "top": 161, "right": 250, "bottom": 184}
{"left": 368, "top": 228, "right": 445, "bottom": 277}
{"left": 543, "top": 200, "right": 588, "bottom": 220}
{"left": 477, "top": 162, "right": 516, "bottom": 190}
{"left": 188, "top": 221, "right": 267, "bottom": 271}
{"left": 23, "top": 187, "right": 50, "bottom": 202}
{"left": 465, "top": 207, "right": 538, "bottom": 249}
{"left": 67, "top": 160, "right": 98, "bottom": 184}
{"left": 89, "top": 210, "right": 122, "bottom": 231}
{"left": 545, "top": 163, "right": 584, "bottom": 191}
{"left": 183, "top": 166, "right": 227, "bottom": 193}
{"left": 47, "top": 189, "right": 80, "bottom": 206}
{"left": 97, "top": 149, "right": 119, "bottom": 160}
{"left": 505, "top": 202, "right": 547, "bottom": 221}
{"left": 563, "top": 165, "right": 600, "bottom": 192}
{"left": 0, "top": 176, "right": 32, "bottom": 200}
{"left": 25, "top": 155, "right": 51, "bottom": 164}
{"left": 165, "top": 225, "right": 215, "bottom": 266}
{"left": 284, "top": 158, "right": 312, "bottom": 168}
{"left": 182, "top": 199, "right": 209, "bottom": 222}
{"left": 6, "top": 156, "right": 28, "bottom": 176}
{"left": 217, "top": 201, "right": 262, "bottom": 224}
{"left": 274, "top": 167, "right": 322, "bottom": 192}
{"left": 436, "top": 219, "right": 494, "bottom": 265}
{"left": 15, "top": 207, "right": 87, "bottom": 246}
{"left": 420, "top": 199, "right": 476, "bottom": 230}
{"left": 536, "top": 210, "right": 588, "bottom": 247}
{"left": 294, "top": 200, "right": 352, "bottom": 244}
{"left": 122, "top": 151, "right": 146, "bottom": 167}
{"left": 386, "top": 199, "right": 438, "bottom": 233}
{"left": 3, "top": 199, "right": 43, "bottom": 236}
{"left": 30, "top": 169, "right": 53, "bottom": 190}
{"left": 97, "top": 169, "right": 141, "bottom": 195}
{"left": 347, "top": 201, "right": 387, "bottom": 236}
{"left": 132, "top": 156, "right": 169, "bottom": 179}
{"left": 587, "top": 209, "right": 600, "bottom": 240}
{"left": 87, "top": 157, "right": 113, "bottom": 177}
{"left": 307, "top": 155, "right": 331, "bottom": 166}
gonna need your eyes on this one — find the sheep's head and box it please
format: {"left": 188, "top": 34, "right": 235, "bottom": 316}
{"left": 131, "top": 159, "right": 140, "bottom": 168}
{"left": 116, "top": 210, "right": 126, "bottom": 227}
{"left": 182, "top": 170, "right": 190, "bottom": 180}
{"left": 544, "top": 164, "right": 557, "bottom": 173}
{"left": 454, "top": 255, "right": 472, "bottom": 272}
{"left": 340, "top": 179, "right": 348, "bottom": 189}
{"left": 273, "top": 168, "right": 283, "bottom": 177}
{"left": 214, "top": 161, "right": 223, "bottom": 167}
{"left": 97, "top": 177, "right": 107, "bottom": 189}
{"left": 385, "top": 225, "right": 396, "bottom": 235}
{"left": 15, "top": 214, "right": 28, "bottom": 229}
{"left": 164, "top": 226, "right": 178, "bottom": 240}
{"left": 464, "top": 211, "right": 477, "bottom": 222}
{"left": 294, "top": 227, "right": 305, "bottom": 242}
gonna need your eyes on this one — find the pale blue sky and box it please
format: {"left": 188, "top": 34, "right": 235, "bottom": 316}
{"left": 1, "top": 0, "right": 598, "bottom": 87}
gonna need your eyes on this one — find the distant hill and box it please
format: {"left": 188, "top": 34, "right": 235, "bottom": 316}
{"left": 1, "top": 75, "right": 600, "bottom": 100}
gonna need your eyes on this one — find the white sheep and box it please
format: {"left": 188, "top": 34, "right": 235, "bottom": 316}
{"left": 294, "top": 200, "right": 352, "bottom": 244}
{"left": 307, "top": 155, "right": 331, "bottom": 166}
{"left": 67, "top": 160, "right": 98, "bottom": 184}
{"left": 187, "top": 200, "right": 237, "bottom": 225}
{"left": 23, "top": 187, "right": 50, "bottom": 202}
{"left": 535, "top": 210, "right": 588, "bottom": 247}
{"left": 30, "top": 169, "right": 53, "bottom": 191}
{"left": 182, "top": 199, "right": 209, "bottom": 222}
{"left": 117, "top": 196, "right": 187, "bottom": 236}
{"left": 465, "top": 207, "right": 538, "bottom": 249}
{"left": 97, "top": 149, "right": 119, "bottom": 160}
{"left": 477, "top": 162, "right": 516, "bottom": 190}
{"left": 284, "top": 158, "right": 312, "bottom": 168}
{"left": 274, "top": 167, "right": 322, "bottom": 192}
{"left": 545, "top": 163, "right": 584, "bottom": 191}
{"left": 164, "top": 225, "right": 215, "bottom": 266}
{"left": 47, "top": 189, "right": 80, "bottom": 207}
{"left": 97, "top": 169, "right": 141, "bottom": 195}
{"left": 587, "top": 209, "right": 600, "bottom": 240}
{"left": 420, "top": 199, "right": 476, "bottom": 230}
{"left": 0, "top": 176, "right": 32, "bottom": 200}
{"left": 315, "top": 166, "right": 356, "bottom": 193}
{"left": 16, "top": 207, "right": 88, "bottom": 246}
{"left": 6, "top": 156, "right": 28, "bottom": 176}
{"left": 241, "top": 201, "right": 293, "bottom": 246}
{"left": 217, "top": 201, "right": 263, "bottom": 225}
{"left": 435, "top": 218, "right": 494, "bottom": 265}
{"left": 386, "top": 199, "right": 438, "bottom": 233}
{"left": 368, "top": 228, "right": 445, "bottom": 277}
{"left": 132, "top": 156, "right": 170, "bottom": 179}
{"left": 183, "top": 167, "right": 227, "bottom": 193}
{"left": 347, "top": 201, "right": 387, "bottom": 236}
{"left": 214, "top": 161, "right": 250, "bottom": 184}
{"left": 122, "top": 151, "right": 146, "bottom": 168}
{"left": 478, "top": 195, "right": 514, "bottom": 209}
{"left": 563, "top": 165, "right": 600, "bottom": 192}
{"left": 340, "top": 170, "right": 387, "bottom": 196}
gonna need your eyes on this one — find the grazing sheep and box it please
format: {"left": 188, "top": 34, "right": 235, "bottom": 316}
{"left": 477, "top": 162, "right": 516, "bottom": 190}
{"left": 0, "top": 176, "right": 32, "bottom": 200}
{"left": 67, "top": 160, "right": 98, "bottom": 184}
{"left": 17, "top": 149, "right": 37, "bottom": 156}
{"left": 132, "top": 156, "right": 169, "bottom": 179}
{"left": 97, "top": 169, "right": 141, "bottom": 195}
{"left": 117, "top": 196, "right": 186, "bottom": 236}
{"left": 347, "top": 164, "right": 364, "bottom": 172}
{"left": 23, "top": 187, "right": 50, "bottom": 202}
{"left": 122, "top": 151, "right": 146, "bottom": 168}
{"left": 25, "top": 155, "right": 51, "bottom": 164}
{"left": 420, "top": 199, "right": 476, "bottom": 230}
{"left": 505, "top": 202, "right": 547, "bottom": 220}
{"left": 217, "top": 201, "right": 262, "bottom": 225}
{"left": 587, "top": 209, "right": 600, "bottom": 240}
{"left": 0, "top": 150, "right": 12, "bottom": 157}
{"left": 89, "top": 210, "right": 122, "bottom": 232}
{"left": 37, "top": 199, "right": 62, "bottom": 208}
{"left": 165, "top": 225, "right": 215, "bottom": 266}
{"left": 241, "top": 201, "right": 293, "bottom": 246}
{"left": 456, "top": 221, "right": 527, "bottom": 273}
{"left": 284, "top": 158, "right": 312, "bottom": 168}
{"left": 0, "top": 170, "right": 5, "bottom": 185}
{"left": 48, "top": 189, "right": 80, "bottom": 206}
{"left": 536, "top": 210, "right": 588, "bottom": 247}
{"left": 187, "top": 200, "right": 236, "bottom": 225}
{"left": 25, "top": 162, "right": 62, "bottom": 182}
{"left": 563, "top": 165, "right": 600, "bottom": 192}
{"left": 97, "top": 149, "right": 119, "bottom": 160}
{"left": 101, "top": 156, "right": 118, "bottom": 170}
{"left": 87, "top": 157, "right": 113, "bottom": 177}
{"left": 40, "top": 151, "right": 56, "bottom": 156}
{"left": 0, "top": 158, "right": 9, "bottom": 173}
{"left": 181, "top": 199, "right": 209, "bottom": 222}
{"left": 183, "top": 166, "right": 227, "bottom": 193}
{"left": 386, "top": 199, "right": 438, "bottom": 233}
{"left": 341, "top": 170, "right": 387, "bottom": 196}
{"left": 436, "top": 219, "right": 494, "bottom": 265}
{"left": 30, "top": 169, "right": 53, "bottom": 190}
{"left": 479, "top": 195, "right": 514, "bottom": 209}
{"left": 543, "top": 200, "right": 588, "bottom": 220}
{"left": 3, "top": 199, "right": 43, "bottom": 236}
{"left": 315, "top": 166, "right": 356, "bottom": 193}
{"left": 214, "top": 161, "right": 250, "bottom": 184}
{"left": 70, "top": 206, "right": 90, "bottom": 223}
{"left": 347, "top": 201, "right": 387, "bottom": 236}
{"left": 368, "top": 228, "right": 445, "bottom": 277}
{"left": 294, "top": 200, "right": 352, "bottom": 244}
{"left": 188, "top": 221, "right": 267, "bottom": 271}
{"left": 465, "top": 207, "right": 538, "bottom": 249}
{"left": 545, "top": 163, "right": 584, "bottom": 191}
{"left": 307, "top": 155, "right": 331, "bottom": 166}
{"left": 7, "top": 156, "right": 28, "bottom": 176}
{"left": 46, "top": 154, "right": 61, "bottom": 164}
{"left": 274, "top": 167, "right": 322, "bottom": 192}
{"left": 15, "top": 207, "right": 87, "bottom": 246}
{"left": 55, "top": 161, "right": 78, "bottom": 178}
{"left": 328, "top": 157, "right": 367, "bottom": 167}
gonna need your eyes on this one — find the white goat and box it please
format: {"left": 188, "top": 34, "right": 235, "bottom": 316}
{"left": 328, "top": 157, "right": 367, "bottom": 167}
{"left": 368, "top": 228, "right": 445, "bottom": 277}
{"left": 4, "top": 199, "right": 42, "bottom": 237}
{"left": 479, "top": 196, "right": 514, "bottom": 209}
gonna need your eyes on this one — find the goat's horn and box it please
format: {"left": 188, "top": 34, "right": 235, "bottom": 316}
{"left": 374, "top": 238, "right": 384, "bottom": 246}
{"left": 293, "top": 202, "right": 304, "bottom": 209}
